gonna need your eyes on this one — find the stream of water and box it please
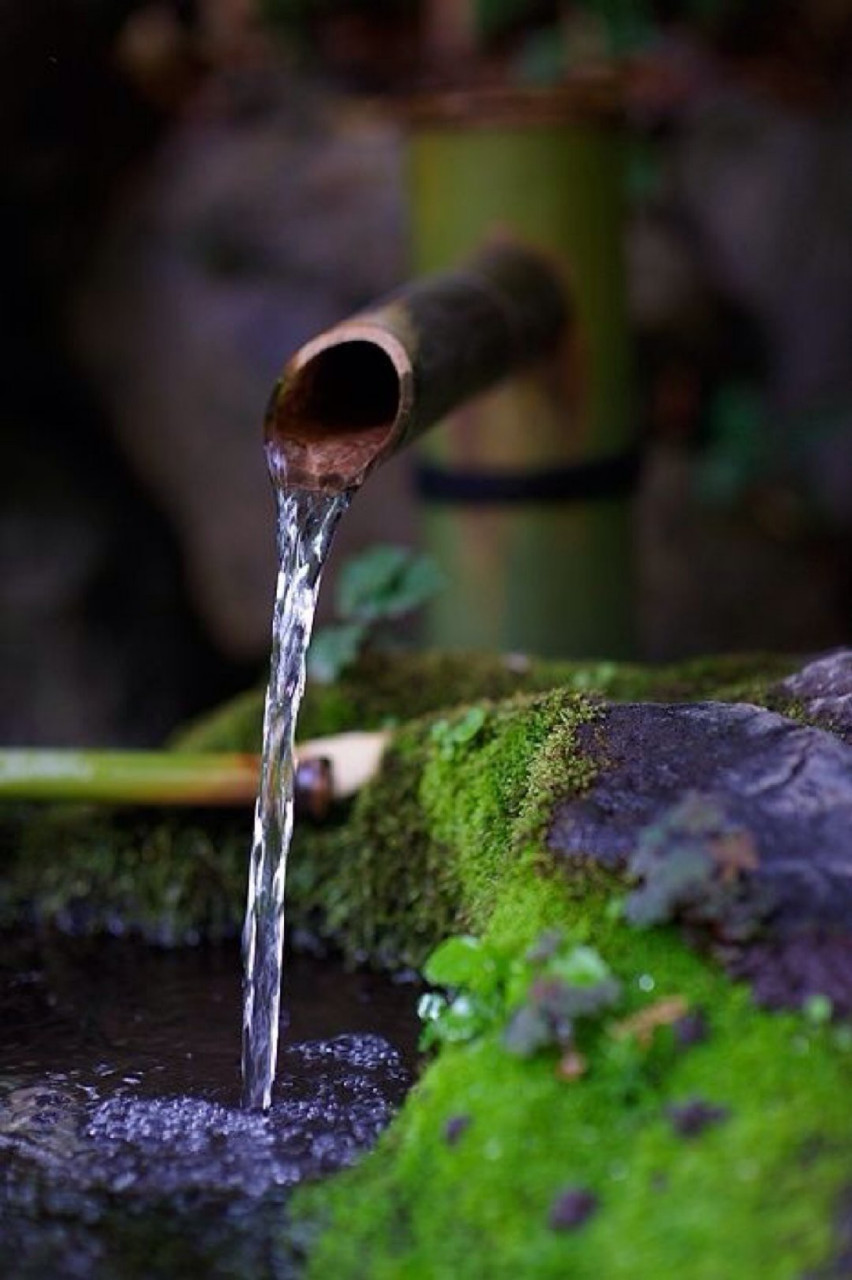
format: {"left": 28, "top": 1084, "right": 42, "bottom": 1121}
{"left": 242, "top": 486, "right": 351, "bottom": 1110}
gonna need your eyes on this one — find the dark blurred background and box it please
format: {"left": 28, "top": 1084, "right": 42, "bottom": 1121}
{"left": 2, "top": 0, "right": 852, "bottom": 746}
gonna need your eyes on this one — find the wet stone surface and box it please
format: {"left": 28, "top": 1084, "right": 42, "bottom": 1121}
{"left": 774, "top": 648, "right": 852, "bottom": 743}
{"left": 549, "top": 701, "right": 852, "bottom": 1013}
{"left": 0, "top": 935, "right": 420, "bottom": 1279}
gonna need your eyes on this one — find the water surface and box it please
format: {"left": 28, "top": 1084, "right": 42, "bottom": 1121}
{"left": 0, "top": 933, "right": 419, "bottom": 1279}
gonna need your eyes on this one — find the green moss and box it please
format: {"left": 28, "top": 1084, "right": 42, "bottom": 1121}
{"left": 633, "top": 651, "right": 797, "bottom": 704}
{"left": 168, "top": 686, "right": 267, "bottom": 754}
{"left": 418, "top": 690, "right": 601, "bottom": 933}
{"left": 0, "top": 803, "right": 248, "bottom": 944}
{"left": 171, "top": 650, "right": 802, "bottom": 755}
{"left": 286, "top": 718, "right": 460, "bottom": 969}
{"left": 299, "top": 874, "right": 852, "bottom": 1280}
{"left": 287, "top": 688, "right": 601, "bottom": 968}
{"left": 1, "top": 670, "right": 604, "bottom": 961}
{"left": 171, "top": 650, "right": 577, "bottom": 752}
{"left": 285, "top": 653, "right": 851, "bottom": 1280}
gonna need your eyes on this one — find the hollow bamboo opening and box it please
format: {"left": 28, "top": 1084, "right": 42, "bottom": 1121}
{"left": 288, "top": 341, "right": 401, "bottom": 435}
{"left": 266, "top": 325, "right": 414, "bottom": 492}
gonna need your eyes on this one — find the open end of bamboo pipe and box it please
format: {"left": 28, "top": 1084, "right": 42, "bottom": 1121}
{"left": 264, "top": 241, "right": 570, "bottom": 494}
{"left": 265, "top": 323, "right": 414, "bottom": 492}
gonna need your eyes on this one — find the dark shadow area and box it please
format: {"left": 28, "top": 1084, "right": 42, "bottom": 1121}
{"left": 293, "top": 341, "right": 401, "bottom": 436}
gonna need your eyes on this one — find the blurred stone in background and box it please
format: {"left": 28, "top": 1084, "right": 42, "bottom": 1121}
{"left": 72, "top": 70, "right": 408, "bottom": 661}
{"left": 630, "top": 5, "right": 852, "bottom": 658}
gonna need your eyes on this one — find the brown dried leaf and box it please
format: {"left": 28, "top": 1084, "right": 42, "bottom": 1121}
{"left": 556, "top": 1049, "right": 588, "bottom": 1081}
{"left": 610, "top": 996, "right": 690, "bottom": 1047}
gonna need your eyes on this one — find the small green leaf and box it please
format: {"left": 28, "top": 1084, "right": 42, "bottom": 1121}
{"left": 452, "top": 706, "right": 487, "bottom": 745}
{"left": 803, "top": 994, "right": 833, "bottom": 1026}
{"left": 437, "top": 995, "right": 483, "bottom": 1043}
{"left": 307, "top": 622, "right": 368, "bottom": 684}
{"left": 423, "top": 935, "right": 490, "bottom": 990}
{"left": 419, "top": 992, "right": 489, "bottom": 1049}
{"left": 568, "top": 662, "right": 619, "bottom": 692}
{"left": 549, "top": 945, "right": 613, "bottom": 988}
{"left": 430, "top": 706, "right": 487, "bottom": 760}
{"left": 336, "top": 545, "right": 445, "bottom": 623}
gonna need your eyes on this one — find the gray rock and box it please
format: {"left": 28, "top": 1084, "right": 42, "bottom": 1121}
{"left": 549, "top": 701, "right": 852, "bottom": 1011}
{"left": 775, "top": 649, "right": 852, "bottom": 742}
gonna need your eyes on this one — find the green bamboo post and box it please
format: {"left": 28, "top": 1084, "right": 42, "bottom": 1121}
{"left": 408, "top": 85, "right": 636, "bottom": 659}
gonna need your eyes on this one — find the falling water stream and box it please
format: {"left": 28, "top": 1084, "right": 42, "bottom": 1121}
{"left": 242, "top": 485, "right": 351, "bottom": 1110}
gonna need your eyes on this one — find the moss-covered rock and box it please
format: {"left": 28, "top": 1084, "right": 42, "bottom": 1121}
{"left": 0, "top": 802, "right": 248, "bottom": 945}
{"left": 288, "top": 669, "right": 852, "bottom": 1280}
{"left": 300, "top": 883, "right": 852, "bottom": 1279}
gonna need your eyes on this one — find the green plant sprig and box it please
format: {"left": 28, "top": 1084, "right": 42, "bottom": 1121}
{"left": 418, "top": 929, "right": 622, "bottom": 1058}
{"left": 308, "top": 544, "right": 445, "bottom": 684}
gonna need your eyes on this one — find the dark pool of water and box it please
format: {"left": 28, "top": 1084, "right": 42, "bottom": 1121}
{"left": 0, "top": 932, "right": 421, "bottom": 1279}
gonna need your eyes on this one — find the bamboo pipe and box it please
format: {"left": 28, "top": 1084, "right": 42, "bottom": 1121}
{"left": 0, "top": 731, "right": 389, "bottom": 815}
{"left": 264, "top": 240, "right": 570, "bottom": 493}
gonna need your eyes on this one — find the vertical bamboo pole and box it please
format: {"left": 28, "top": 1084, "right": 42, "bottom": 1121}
{"left": 408, "top": 87, "right": 635, "bottom": 658}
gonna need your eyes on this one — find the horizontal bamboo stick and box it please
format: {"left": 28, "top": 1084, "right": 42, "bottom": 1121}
{"left": 0, "top": 732, "right": 389, "bottom": 809}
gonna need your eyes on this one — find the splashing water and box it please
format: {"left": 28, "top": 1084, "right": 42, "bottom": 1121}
{"left": 0, "top": 933, "right": 420, "bottom": 1278}
{"left": 242, "top": 486, "right": 350, "bottom": 1110}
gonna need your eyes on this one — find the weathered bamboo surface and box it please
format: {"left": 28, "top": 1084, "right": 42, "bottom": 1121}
{"left": 264, "top": 241, "right": 570, "bottom": 492}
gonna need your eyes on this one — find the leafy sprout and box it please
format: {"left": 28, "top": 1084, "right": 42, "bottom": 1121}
{"left": 418, "top": 929, "right": 622, "bottom": 1058}
{"left": 429, "top": 707, "right": 487, "bottom": 761}
{"left": 623, "top": 791, "right": 774, "bottom": 940}
{"left": 308, "top": 545, "right": 445, "bottom": 684}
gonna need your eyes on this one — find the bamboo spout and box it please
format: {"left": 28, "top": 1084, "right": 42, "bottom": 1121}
{"left": 265, "top": 241, "right": 570, "bottom": 492}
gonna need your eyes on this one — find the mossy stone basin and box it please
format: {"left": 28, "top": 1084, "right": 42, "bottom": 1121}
{"left": 2, "top": 649, "right": 851, "bottom": 1278}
